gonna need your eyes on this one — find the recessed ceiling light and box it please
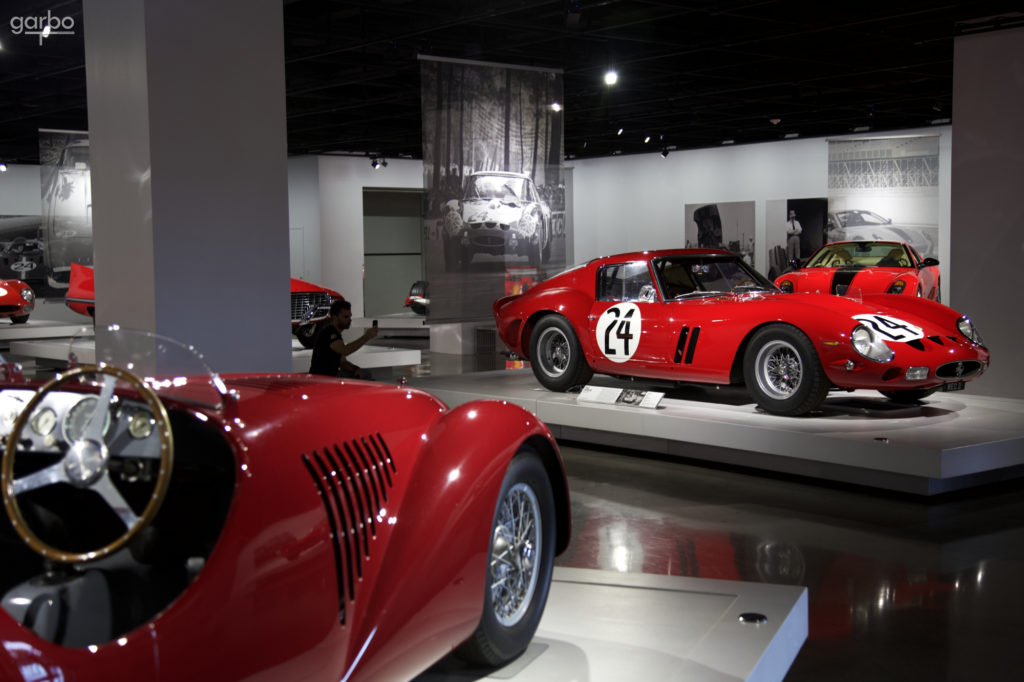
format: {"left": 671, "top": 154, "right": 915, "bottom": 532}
{"left": 604, "top": 70, "right": 618, "bottom": 86}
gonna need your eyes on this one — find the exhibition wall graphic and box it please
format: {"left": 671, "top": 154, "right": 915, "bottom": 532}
{"left": 827, "top": 136, "right": 940, "bottom": 259}
{"left": 39, "top": 128, "right": 92, "bottom": 298}
{"left": 765, "top": 198, "right": 828, "bottom": 279}
{"left": 683, "top": 200, "right": 755, "bottom": 264}
{"left": 420, "top": 56, "right": 567, "bottom": 322}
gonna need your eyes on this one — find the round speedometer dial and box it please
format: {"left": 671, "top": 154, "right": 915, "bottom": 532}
{"left": 31, "top": 407, "right": 57, "bottom": 436}
{"left": 62, "top": 396, "right": 113, "bottom": 442}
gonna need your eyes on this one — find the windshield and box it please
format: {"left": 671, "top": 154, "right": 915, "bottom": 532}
{"left": 806, "top": 242, "right": 911, "bottom": 268}
{"left": 465, "top": 175, "right": 526, "bottom": 202}
{"left": 652, "top": 254, "right": 777, "bottom": 299}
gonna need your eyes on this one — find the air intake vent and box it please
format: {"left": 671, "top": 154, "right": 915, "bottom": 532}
{"left": 936, "top": 361, "right": 983, "bottom": 380}
{"left": 302, "top": 433, "right": 397, "bottom": 623}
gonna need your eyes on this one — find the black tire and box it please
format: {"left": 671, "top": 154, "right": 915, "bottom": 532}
{"left": 541, "top": 221, "right": 552, "bottom": 264}
{"left": 10, "top": 314, "right": 29, "bottom": 325}
{"left": 879, "top": 387, "right": 939, "bottom": 403}
{"left": 456, "top": 447, "right": 556, "bottom": 666}
{"left": 743, "top": 324, "right": 829, "bottom": 416}
{"left": 529, "top": 315, "right": 593, "bottom": 392}
{"left": 294, "top": 320, "right": 323, "bottom": 349}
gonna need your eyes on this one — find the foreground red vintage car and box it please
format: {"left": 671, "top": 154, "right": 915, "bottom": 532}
{"left": 0, "top": 328, "right": 569, "bottom": 681}
{"left": 65, "top": 263, "right": 342, "bottom": 347}
{"left": 494, "top": 249, "right": 989, "bottom": 416}
{"left": 0, "top": 278, "right": 34, "bottom": 324}
{"left": 776, "top": 240, "right": 941, "bottom": 301}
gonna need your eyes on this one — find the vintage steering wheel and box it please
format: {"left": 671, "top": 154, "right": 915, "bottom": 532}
{"left": 2, "top": 365, "right": 174, "bottom": 564}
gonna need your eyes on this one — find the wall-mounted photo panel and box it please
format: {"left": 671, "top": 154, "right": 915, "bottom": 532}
{"left": 38, "top": 129, "right": 92, "bottom": 299}
{"left": 683, "top": 200, "right": 754, "bottom": 264}
{"left": 420, "top": 57, "right": 566, "bottom": 322}
{"left": 765, "top": 198, "right": 828, "bottom": 279}
{"left": 827, "top": 135, "right": 940, "bottom": 260}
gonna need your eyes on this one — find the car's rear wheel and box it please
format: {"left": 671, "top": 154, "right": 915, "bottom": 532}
{"left": 743, "top": 324, "right": 829, "bottom": 416}
{"left": 529, "top": 315, "right": 593, "bottom": 392}
{"left": 456, "top": 446, "right": 555, "bottom": 666}
{"left": 10, "top": 314, "right": 29, "bottom": 324}
{"left": 879, "top": 387, "right": 938, "bottom": 403}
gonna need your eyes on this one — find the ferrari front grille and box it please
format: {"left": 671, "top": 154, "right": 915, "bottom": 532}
{"left": 302, "top": 433, "right": 397, "bottom": 624}
{"left": 291, "top": 291, "right": 332, "bottom": 323}
{"left": 936, "top": 361, "right": 983, "bottom": 380}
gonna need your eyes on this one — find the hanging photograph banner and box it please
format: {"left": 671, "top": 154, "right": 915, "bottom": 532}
{"left": 420, "top": 56, "right": 566, "bottom": 322}
{"left": 827, "top": 136, "right": 940, "bottom": 260}
{"left": 38, "top": 128, "right": 92, "bottom": 299}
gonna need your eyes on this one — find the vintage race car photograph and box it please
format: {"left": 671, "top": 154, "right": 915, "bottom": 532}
{"left": 0, "top": 278, "right": 35, "bottom": 324}
{"left": 776, "top": 240, "right": 941, "bottom": 301}
{"left": 442, "top": 171, "right": 552, "bottom": 270}
{"left": 65, "top": 263, "right": 343, "bottom": 348}
{"left": 0, "top": 327, "right": 569, "bottom": 681}
{"left": 825, "top": 210, "right": 937, "bottom": 259}
{"left": 494, "top": 249, "right": 989, "bottom": 416}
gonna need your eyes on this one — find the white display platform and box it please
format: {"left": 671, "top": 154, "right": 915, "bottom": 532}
{"left": 407, "top": 370, "right": 1024, "bottom": 495}
{"left": 7, "top": 337, "right": 420, "bottom": 373}
{"left": 0, "top": 319, "right": 91, "bottom": 345}
{"left": 416, "top": 567, "right": 808, "bottom": 682}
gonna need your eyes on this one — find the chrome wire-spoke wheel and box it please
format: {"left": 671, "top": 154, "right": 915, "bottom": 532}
{"left": 536, "top": 328, "right": 570, "bottom": 378}
{"left": 489, "top": 482, "right": 542, "bottom": 627}
{"left": 755, "top": 339, "right": 803, "bottom": 399}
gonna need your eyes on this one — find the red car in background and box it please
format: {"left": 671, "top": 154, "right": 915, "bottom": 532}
{"left": 776, "top": 240, "right": 941, "bottom": 301}
{"left": 66, "top": 263, "right": 342, "bottom": 347}
{"left": 494, "top": 249, "right": 989, "bottom": 416}
{"left": 0, "top": 327, "right": 569, "bottom": 680}
{"left": 0, "top": 278, "right": 35, "bottom": 324}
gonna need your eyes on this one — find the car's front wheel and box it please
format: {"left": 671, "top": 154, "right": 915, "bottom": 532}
{"left": 10, "top": 314, "right": 29, "bottom": 324}
{"left": 456, "top": 446, "right": 556, "bottom": 666}
{"left": 529, "top": 315, "right": 593, "bottom": 392}
{"left": 743, "top": 324, "right": 829, "bottom": 416}
{"left": 294, "top": 320, "right": 323, "bottom": 348}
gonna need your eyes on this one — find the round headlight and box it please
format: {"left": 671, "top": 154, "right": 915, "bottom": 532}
{"left": 957, "top": 316, "right": 984, "bottom": 346}
{"left": 851, "top": 324, "right": 894, "bottom": 363}
{"left": 887, "top": 280, "right": 906, "bottom": 295}
{"left": 779, "top": 280, "right": 793, "bottom": 293}
{"left": 20, "top": 288, "right": 34, "bottom": 303}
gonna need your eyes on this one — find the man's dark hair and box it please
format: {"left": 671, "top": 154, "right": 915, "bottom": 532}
{"left": 330, "top": 299, "right": 351, "bottom": 316}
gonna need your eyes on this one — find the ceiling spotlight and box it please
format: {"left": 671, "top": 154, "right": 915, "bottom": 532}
{"left": 721, "top": 139, "right": 735, "bottom": 145}
{"left": 784, "top": 132, "right": 800, "bottom": 139}
{"left": 644, "top": 136, "right": 651, "bottom": 144}
{"left": 769, "top": 118, "right": 781, "bottom": 126}
{"left": 550, "top": 102, "right": 562, "bottom": 112}
{"left": 0, "top": 162, "right": 6, "bottom": 172}
{"left": 853, "top": 126, "right": 871, "bottom": 133}
{"left": 617, "top": 128, "right": 623, "bottom": 136}
{"left": 660, "top": 148, "right": 669, "bottom": 158}
{"left": 370, "top": 156, "right": 387, "bottom": 169}
{"left": 930, "top": 117, "right": 951, "bottom": 125}
{"left": 604, "top": 70, "right": 618, "bottom": 86}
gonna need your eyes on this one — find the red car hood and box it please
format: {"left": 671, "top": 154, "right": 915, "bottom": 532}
{"left": 779, "top": 266, "right": 911, "bottom": 295}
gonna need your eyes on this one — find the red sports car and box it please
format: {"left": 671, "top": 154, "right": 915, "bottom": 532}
{"left": 0, "top": 327, "right": 569, "bottom": 681}
{"left": 0, "top": 278, "right": 34, "bottom": 324}
{"left": 494, "top": 249, "right": 989, "bottom": 416}
{"left": 776, "top": 240, "right": 941, "bottom": 301}
{"left": 65, "top": 263, "right": 343, "bottom": 347}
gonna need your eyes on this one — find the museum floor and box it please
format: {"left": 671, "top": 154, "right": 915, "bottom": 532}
{"left": 388, "top": 341, "right": 1024, "bottom": 682}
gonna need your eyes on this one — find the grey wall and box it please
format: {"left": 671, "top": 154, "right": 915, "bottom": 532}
{"left": 951, "top": 26, "right": 1024, "bottom": 400}
{"left": 363, "top": 189, "right": 423, "bottom": 317}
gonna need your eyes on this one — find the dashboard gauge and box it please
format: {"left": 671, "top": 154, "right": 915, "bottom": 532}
{"left": 128, "top": 411, "right": 155, "bottom": 439}
{"left": 62, "top": 396, "right": 112, "bottom": 443}
{"left": 31, "top": 407, "right": 57, "bottom": 436}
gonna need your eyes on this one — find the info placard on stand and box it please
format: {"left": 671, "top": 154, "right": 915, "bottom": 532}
{"left": 577, "top": 385, "right": 664, "bottom": 409}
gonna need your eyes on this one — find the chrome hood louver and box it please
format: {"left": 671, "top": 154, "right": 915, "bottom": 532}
{"left": 301, "top": 433, "right": 396, "bottom": 624}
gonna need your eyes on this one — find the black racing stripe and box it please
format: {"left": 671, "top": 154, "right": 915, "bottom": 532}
{"left": 831, "top": 267, "right": 864, "bottom": 295}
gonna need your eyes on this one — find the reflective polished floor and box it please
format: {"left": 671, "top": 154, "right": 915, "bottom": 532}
{"left": 387, "top": 341, "right": 1024, "bottom": 681}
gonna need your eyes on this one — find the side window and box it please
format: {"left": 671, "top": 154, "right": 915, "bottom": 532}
{"left": 596, "top": 262, "right": 655, "bottom": 302}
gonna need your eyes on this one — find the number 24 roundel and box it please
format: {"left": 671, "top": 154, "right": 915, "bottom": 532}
{"left": 596, "top": 303, "right": 642, "bottom": 363}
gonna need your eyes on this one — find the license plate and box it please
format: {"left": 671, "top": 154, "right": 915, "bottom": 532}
{"left": 941, "top": 380, "right": 966, "bottom": 392}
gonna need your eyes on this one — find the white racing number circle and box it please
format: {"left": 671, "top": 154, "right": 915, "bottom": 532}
{"left": 852, "top": 314, "right": 924, "bottom": 343}
{"left": 595, "top": 303, "right": 642, "bottom": 363}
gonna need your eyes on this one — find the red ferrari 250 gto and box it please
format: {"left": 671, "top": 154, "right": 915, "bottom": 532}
{"left": 494, "top": 249, "right": 989, "bottom": 416}
{"left": 1, "top": 327, "right": 569, "bottom": 681}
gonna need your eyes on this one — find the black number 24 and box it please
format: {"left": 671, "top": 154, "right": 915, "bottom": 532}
{"left": 603, "top": 306, "right": 636, "bottom": 356}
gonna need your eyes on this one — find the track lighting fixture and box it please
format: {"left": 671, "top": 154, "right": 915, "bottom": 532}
{"left": 370, "top": 156, "right": 387, "bottom": 169}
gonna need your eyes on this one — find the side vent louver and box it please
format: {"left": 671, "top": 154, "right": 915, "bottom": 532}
{"left": 301, "top": 433, "right": 397, "bottom": 624}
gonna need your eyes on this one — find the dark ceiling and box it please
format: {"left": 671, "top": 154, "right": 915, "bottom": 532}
{"left": 1, "top": 0, "right": 1021, "bottom": 166}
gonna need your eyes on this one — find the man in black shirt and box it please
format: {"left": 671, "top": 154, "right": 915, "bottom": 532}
{"left": 308, "top": 300, "right": 378, "bottom": 378}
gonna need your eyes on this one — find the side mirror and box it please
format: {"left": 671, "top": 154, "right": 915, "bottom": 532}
{"left": 920, "top": 257, "right": 940, "bottom": 268}
{"left": 638, "top": 284, "right": 657, "bottom": 302}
